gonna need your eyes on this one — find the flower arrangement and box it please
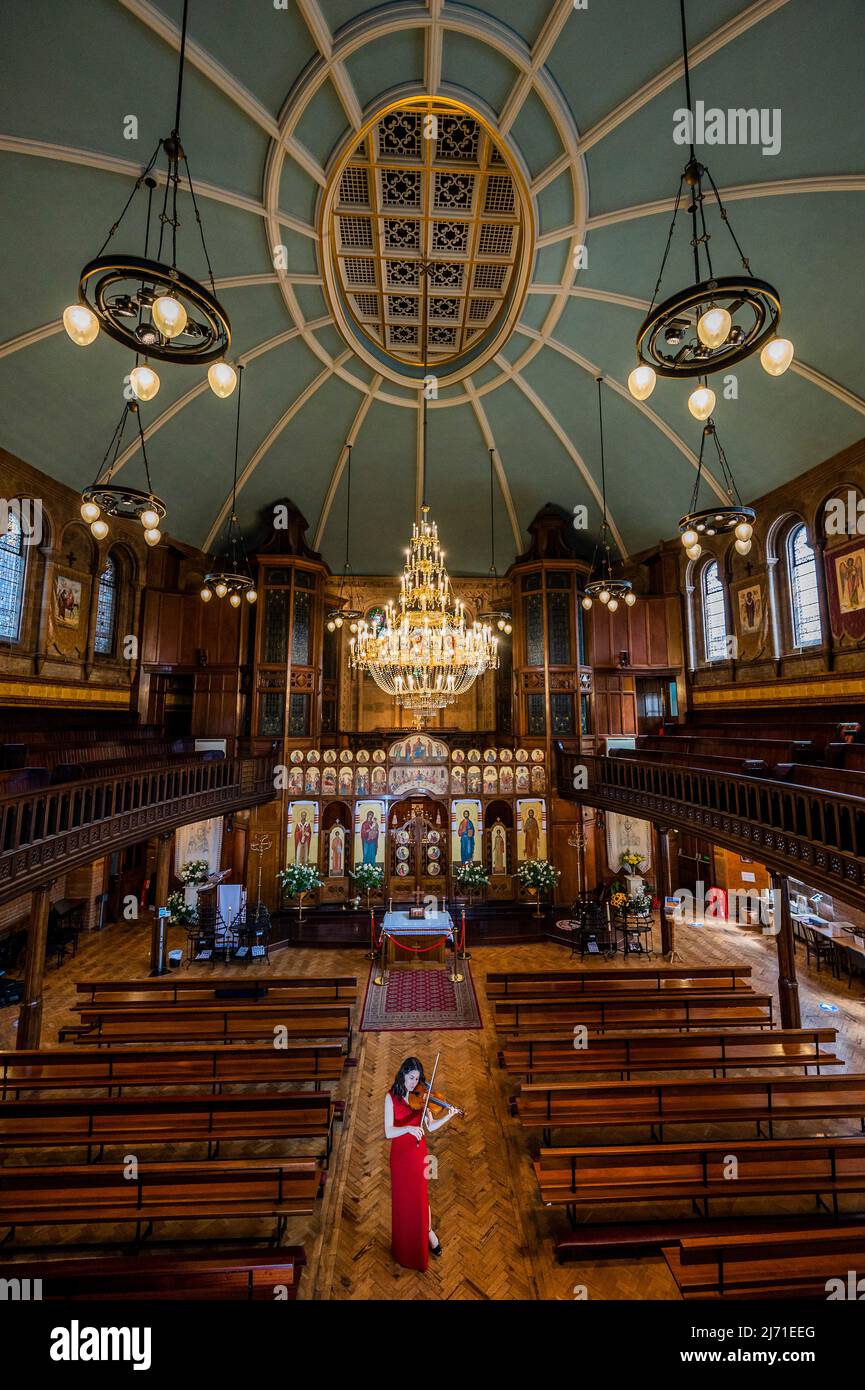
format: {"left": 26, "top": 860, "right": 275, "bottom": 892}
{"left": 620, "top": 850, "right": 644, "bottom": 874}
{"left": 350, "top": 863, "right": 384, "bottom": 894}
{"left": 628, "top": 891, "right": 653, "bottom": 917}
{"left": 179, "top": 859, "right": 209, "bottom": 886}
{"left": 166, "top": 890, "right": 197, "bottom": 925}
{"left": 517, "top": 859, "right": 560, "bottom": 892}
{"left": 610, "top": 890, "right": 628, "bottom": 911}
{"left": 455, "top": 861, "right": 490, "bottom": 891}
{"left": 277, "top": 863, "right": 322, "bottom": 899}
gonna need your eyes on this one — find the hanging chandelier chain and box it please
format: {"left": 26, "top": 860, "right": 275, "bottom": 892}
{"left": 702, "top": 165, "right": 752, "bottom": 273}
{"left": 647, "top": 175, "right": 684, "bottom": 318}
{"left": 488, "top": 448, "right": 496, "bottom": 577}
{"left": 135, "top": 405, "right": 155, "bottom": 495}
{"left": 97, "top": 403, "right": 132, "bottom": 485}
{"left": 94, "top": 145, "right": 161, "bottom": 259}
{"left": 182, "top": 154, "right": 219, "bottom": 297}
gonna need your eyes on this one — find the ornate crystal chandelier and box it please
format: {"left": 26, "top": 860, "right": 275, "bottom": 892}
{"left": 350, "top": 263, "right": 497, "bottom": 721}
{"left": 350, "top": 506, "right": 497, "bottom": 720}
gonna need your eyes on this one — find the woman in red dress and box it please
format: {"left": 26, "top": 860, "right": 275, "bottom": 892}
{"left": 384, "top": 1056, "right": 458, "bottom": 1271}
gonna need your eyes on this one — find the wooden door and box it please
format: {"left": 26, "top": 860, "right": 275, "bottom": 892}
{"left": 388, "top": 797, "right": 448, "bottom": 900}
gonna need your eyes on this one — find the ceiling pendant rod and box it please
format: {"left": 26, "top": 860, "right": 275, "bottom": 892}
{"left": 420, "top": 262, "right": 430, "bottom": 520}
{"left": 488, "top": 448, "right": 496, "bottom": 576}
{"left": 173, "top": 0, "right": 190, "bottom": 142}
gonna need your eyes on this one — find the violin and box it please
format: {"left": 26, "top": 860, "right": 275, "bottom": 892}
{"left": 408, "top": 1079, "right": 465, "bottom": 1120}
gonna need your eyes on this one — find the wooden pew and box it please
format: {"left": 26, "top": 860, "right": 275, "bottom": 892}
{"left": 663, "top": 1225, "right": 865, "bottom": 1299}
{"left": 0, "top": 1157, "right": 321, "bottom": 1245}
{"left": 514, "top": 1073, "right": 865, "bottom": 1141}
{"left": 67, "top": 1002, "right": 354, "bottom": 1049}
{"left": 498, "top": 1028, "right": 841, "bottom": 1081}
{"left": 0, "top": 1091, "right": 337, "bottom": 1161}
{"left": 75, "top": 976, "right": 358, "bottom": 1005}
{"left": 493, "top": 993, "right": 774, "bottom": 1034}
{"left": 554, "top": 1211, "right": 865, "bottom": 1262}
{"left": 1, "top": 1044, "right": 346, "bottom": 1098}
{"left": 0, "top": 1248, "right": 307, "bottom": 1301}
{"left": 534, "top": 1135, "right": 865, "bottom": 1221}
{"left": 485, "top": 965, "right": 753, "bottom": 997}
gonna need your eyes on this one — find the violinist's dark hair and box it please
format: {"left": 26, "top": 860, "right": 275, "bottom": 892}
{"left": 391, "top": 1056, "right": 425, "bottom": 1100}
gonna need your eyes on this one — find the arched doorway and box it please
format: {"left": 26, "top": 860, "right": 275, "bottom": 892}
{"left": 388, "top": 796, "right": 449, "bottom": 900}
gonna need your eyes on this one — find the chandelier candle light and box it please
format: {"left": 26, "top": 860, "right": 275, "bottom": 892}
{"left": 678, "top": 417, "right": 755, "bottom": 560}
{"left": 79, "top": 399, "right": 166, "bottom": 546}
{"left": 200, "top": 365, "right": 257, "bottom": 605}
{"left": 62, "top": 0, "right": 234, "bottom": 401}
{"left": 626, "top": 0, "right": 793, "bottom": 412}
{"left": 581, "top": 379, "right": 636, "bottom": 613}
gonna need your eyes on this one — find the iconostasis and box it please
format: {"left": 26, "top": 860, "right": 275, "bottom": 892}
{"left": 285, "top": 734, "right": 547, "bottom": 902}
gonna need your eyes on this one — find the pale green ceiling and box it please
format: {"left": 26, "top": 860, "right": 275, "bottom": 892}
{"left": 0, "top": 0, "right": 863, "bottom": 575}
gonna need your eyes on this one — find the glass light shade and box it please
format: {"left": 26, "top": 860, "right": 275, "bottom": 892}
{"left": 681, "top": 528, "right": 699, "bottom": 548}
{"left": 735, "top": 538, "right": 752, "bottom": 556}
{"left": 139, "top": 508, "right": 160, "bottom": 530}
{"left": 349, "top": 620, "right": 358, "bottom": 632}
{"left": 607, "top": 597, "right": 619, "bottom": 612}
{"left": 735, "top": 521, "right": 753, "bottom": 542}
{"left": 697, "top": 306, "right": 732, "bottom": 350}
{"left": 686, "top": 543, "right": 702, "bottom": 560}
{"left": 628, "top": 364, "right": 656, "bottom": 401}
{"left": 599, "top": 589, "right": 611, "bottom": 605}
{"left": 326, "top": 620, "right": 336, "bottom": 632}
{"left": 497, "top": 619, "right": 505, "bottom": 631}
{"left": 214, "top": 581, "right": 228, "bottom": 598}
{"left": 760, "top": 337, "right": 794, "bottom": 377}
{"left": 625, "top": 591, "right": 637, "bottom": 606}
{"left": 581, "top": 596, "right": 593, "bottom": 610}
{"left": 334, "top": 616, "right": 343, "bottom": 629}
{"left": 229, "top": 592, "right": 241, "bottom": 608}
{"left": 80, "top": 500, "right": 101, "bottom": 524}
{"left": 245, "top": 588, "right": 257, "bottom": 604}
{"left": 130, "top": 364, "right": 160, "bottom": 401}
{"left": 143, "top": 527, "right": 162, "bottom": 547}
{"left": 200, "top": 587, "right": 213, "bottom": 602}
{"left": 90, "top": 518, "right": 109, "bottom": 540}
{"left": 208, "top": 361, "right": 237, "bottom": 398}
{"left": 504, "top": 622, "right": 512, "bottom": 634}
{"left": 151, "top": 295, "right": 188, "bottom": 339}
{"left": 63, "top": 304, "right": 99, "bottom": 346}
{"left": 688, "top": 384, "right": 716, "bottom": 421}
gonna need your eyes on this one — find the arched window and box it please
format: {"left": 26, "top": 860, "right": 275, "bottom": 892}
{"left": 94, "top": 554, "right": 118, "bottom": 655}
{"left": 0, "top": 509, "right": 27, "bottom": 641}
{"left": 702, "top": 560, "right": 728, "bottom": 662}
{"left": 787, "top": 524, "right": 821, "bottom": 649}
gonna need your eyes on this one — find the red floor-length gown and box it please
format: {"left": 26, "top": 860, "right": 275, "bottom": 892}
{"left": 389, "top": 1090, "right": 430, "bottom": 1272}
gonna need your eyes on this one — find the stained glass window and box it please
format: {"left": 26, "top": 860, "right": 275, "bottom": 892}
{"left": 551, "top": 692, "right": 575, "bottom": 734}
{"left": 524, "top": 593, "right": 544, "bottom": 666}
{"left": 527, "top": 693, "right": 546, "bottom": 735}
{"left": 546, "top": 591, "right": 572, "bottom": 665}
{"left": 291, "top": 590, "right": 311, "bottom": 664}
{"left": 288, "top": 692, "right": 310, "bottom": 736}
{"left": 263, "top": 590, "right": 289, "bottom": 664}
{"left": 258, "top": 692, "right": 285, "bottom": 737}
{"left": 0, "top": 509, "right": 27, "bottom": 641}
{"left": 788, "top": 524, "right": 822, "bottom": 648}
{"left": 93, "top": 555, "right": 117, "bottom": 655}
{"left": 702, "top": 561, "right": 728, "bottom": 662}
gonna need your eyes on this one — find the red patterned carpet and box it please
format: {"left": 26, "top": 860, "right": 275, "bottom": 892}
{"left": 360, "top": 966, "right": 482, "bottom": 1031}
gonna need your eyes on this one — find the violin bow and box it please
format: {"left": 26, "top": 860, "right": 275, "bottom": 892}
{"left": 416, "top": 1051, "right": 440, "bottom": 1144}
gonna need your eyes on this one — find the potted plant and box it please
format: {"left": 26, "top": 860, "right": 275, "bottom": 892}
{"left": 166, "top": 890, "right": 197, "bottom": 926}
{"left": 350, "top": 862, "right": 384, "bottom": 911}
{"left": 517, "top": 859, "right": 560, "bottom": 918}
{"left": 455, "top": 860, "right": 489, "bottom": 908}
{"left": 627, "top": 890, "right": 653, "bottom": 918}
{"left": 277, "top": 863, "right": 322, "bottom": 922}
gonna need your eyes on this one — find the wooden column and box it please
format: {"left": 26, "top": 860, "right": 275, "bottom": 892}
{"left": 656, "top": 825, "right": 675, "bottom": 956}
{"left": 770, "top": 869, "right": 801, "bottom": 1029}
{"left": 230, "top": 811, "right": 250, "bottom": 887}
{"left": 17, "top": 881, "right": 54, "bottom": 1050}
{"left": 149, "top": 831, "right": 175, "bottom": 976}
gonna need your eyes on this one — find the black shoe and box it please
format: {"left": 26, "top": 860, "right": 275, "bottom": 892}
{"left": 430, "top": 1240, "right": 442, "bottom": 1257}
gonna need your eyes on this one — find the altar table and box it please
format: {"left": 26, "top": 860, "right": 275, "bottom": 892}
{"left": 381, "top": 911, "right": 455, "bottom": 969}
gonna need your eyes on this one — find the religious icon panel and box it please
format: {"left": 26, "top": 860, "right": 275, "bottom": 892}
{"left": 451, "top": 798, "right": 482, "bottom": 866}
{"left": 516, "top": 798, "right": 546, "bottom": 861}
{"left": 354, "top": 799, "right": 386, "bottom": 867}
{"left": 288, "top": 801, "right": 319, "bottom": 867}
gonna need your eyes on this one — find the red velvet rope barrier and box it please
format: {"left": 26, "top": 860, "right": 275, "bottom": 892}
{"left": 385, "top": 933, "right": 449, "bottom": 953}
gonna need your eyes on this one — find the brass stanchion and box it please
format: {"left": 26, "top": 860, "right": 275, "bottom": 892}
{"left": 449, "top": 910, "right": 464, "bottom": 984}
{"left": 373, "top": 911, "right": 386, "bottom": 987}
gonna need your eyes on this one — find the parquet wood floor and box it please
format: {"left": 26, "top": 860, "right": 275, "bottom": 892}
{"left": 2, "top": 915, "right": 864, "bottom": 1301}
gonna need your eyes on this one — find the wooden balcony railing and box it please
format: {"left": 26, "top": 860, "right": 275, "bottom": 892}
{"left": 0, "top": 755, "right": 276, "bottom": 905}
{"left": 556, "top": 745, "right": 865, "bottom": 911}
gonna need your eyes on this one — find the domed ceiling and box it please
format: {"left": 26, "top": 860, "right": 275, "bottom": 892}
{"left": 1, "top": 0, "right": 864, "bottom": 575}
